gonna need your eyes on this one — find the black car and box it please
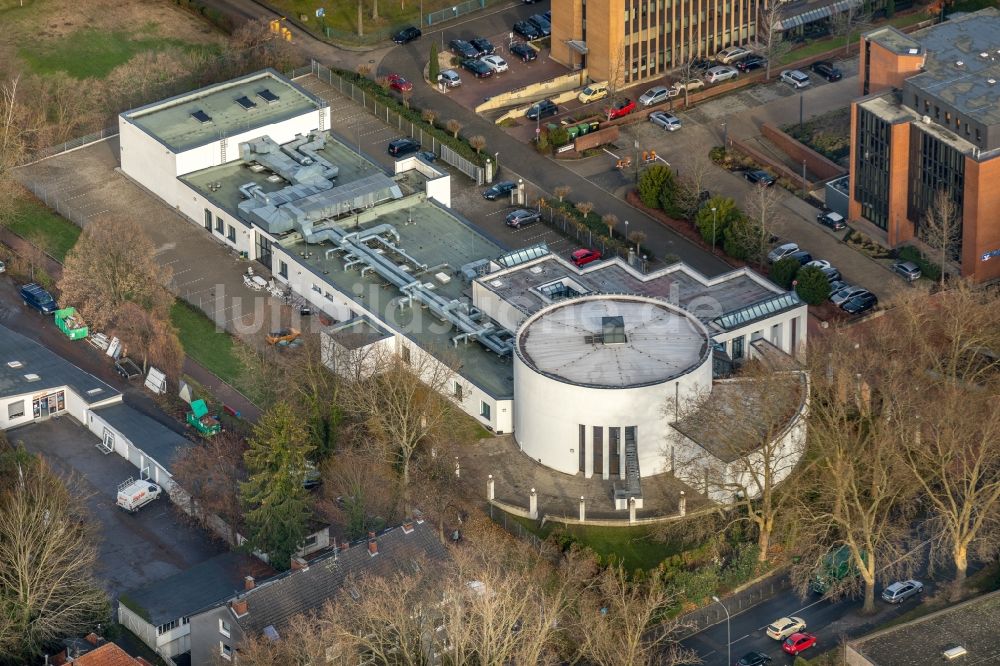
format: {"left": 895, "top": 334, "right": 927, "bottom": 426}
{"left": 470, "top": 37, "right": 495, "bottom": 56}
{"left": 387, "top": 137, "right": 420, "bottom": 157}
{"left": 526, "top": 99, "right": 558, "bottom": 120}
{"left": 450, "top": 39, "right": 479, "bottom": 59}
{"left": 461, "top": 58, "right": 493, "bottom": 78}
{"left": 842, "top": 291, "right": 878, "bottom": 314}
{"left": 505, "top": 209, "right": 541, "bottom": 228}
{"left": 528, "top": 14, "right": 552, "bottom": 36}
{"left": 811, "top": 60, "right": 843, "bottom": 81}
{"left": 522, "top": 0, "right": 541, "bottom": 4}
{"left": 19, "top": 283, "right": 58, "bottom": 314}
{"left": 689, "top": 56, "right": 715, "bottom": 72}
{"left": 737, "top": 55, "right": 767, "bottom": 72}
{"left": 511, "top": 42, "right": 537, "bottom": 62}
{"left": 736, "top": 652, "right": 772, "bottom": 666}
{"left": 787, "top": 250, "right": 814, "bottom": 265}
{"left": 392, "top": 26, "right": 421, "bottom": 44}
{"left": 513, "top": 20, "right": 542, "bottom": 40}
{"left": 483, "top": 181, "right": 517, "bottom": 200}
{"left": 544, "top": 9, "right": 551, "bottom": 20}
{"left": 744, "top": 169, "right": 776, "bottom": 186}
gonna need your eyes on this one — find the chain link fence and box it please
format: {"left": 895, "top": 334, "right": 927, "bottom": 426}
{"left": 540, "top": 204, "right": 650, "bottom": 271}
{"left": 485, "top": 503, "right": 544, "bottom": 550}
{"left": 309, "top": 61, "right": 486, "bottom": 184}
{"left": 19, "top": 126, "right": 119, "bottom": 168}
{"left": 677, "top": 572, "right": 790, "bottom": 638}
{"left": 19, "top": 181, "right": 99, "bottom": 231}
{"left": 427, "top": 0, "right": 489, "bottom": 25}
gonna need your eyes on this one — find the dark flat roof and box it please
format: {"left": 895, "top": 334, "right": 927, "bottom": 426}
{"left": 92, "top": 403, "right": 193, "bottom": 470}
{"left": 849, "top": 589, "right": 1000, "bottom": 665}
{"left": 0, "top": 325, "right": 119, "bottom": 404}
{"left": 120, "top": 552, "right": 269, "bottom": 626}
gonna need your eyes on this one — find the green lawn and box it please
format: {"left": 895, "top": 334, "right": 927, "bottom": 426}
{"left": 6, "top": 200, "right": 81, "bottom": 261}
{"left": 170, "top": 300, "right": 246, "bottom": 386}
{"left": 779, "top": 11, "right": 932, "bottom": 65}
{"left": 271, "top": 0, "right": 471, "bottom": 39}
{"left": 18, "top": 27, "right": 219, "bottom": 79}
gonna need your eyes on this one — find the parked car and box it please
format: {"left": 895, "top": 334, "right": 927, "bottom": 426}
{"left": 513, "top": 21, "right": 541, "bottom": 40}
{"left": 811, "top": 60, "right": 843, "bottom": 81}
{"left": 571, "top": 248, "right": 602, "bottom": 267}
{"left": 510, "top": 42, "right": 537, "bottom": 62}
{"left": 892, "top": 260, "right": 921, "bottom": 281}
{"left": 736, "top": 652, "right": 773, "bottom": 666}
{"left": 605, "top": 98, "right": 636, "bottom": 119}
{"left": 828, "top": 279, "right": 848, "bottom": 295}
{"left": 831, "top": 285, "right": 868, "bottom": 306}
{"left": 483, "top": 181, "right": 517, "bottom": 200}
{"left": 882, "top": 579, "right": 924, "bottom": 604}
{"left": 780, "top": 69, "right": 811, "bottom": 88}
{"left": 505, "top": 209, "right": 541, "bottom": 229}
{"left": 745, "top": 169, "right": 776, "bottom": 186}
{"left": 386, "top": 73, "right": 412, "bottom": 92}
{"left": 717, "top": 45, "right": 752, "bottom": 64}
{"left": 787, "top": 250, "right": 814, "bottom": 265}
{"left": 528, "top": 14, "right": 552, "bottom": 36}
{"left": 670, "top": 78, "right": 705, "bottom": 95}
{"left": 689, "top": 57, "right": 715, "bottom": 73}
{"left": 526, "top": 99, "right": 558, "bottom": 120}
{"left": 116, "top": 478, "right": 162, "bottom": 513}
{"left": 782, "top": 632, "right": 817, "bottom": 656}
{"left": 480, "top": 55, "right": 508, "bottom": 73}
{"left": 522, "top": 0, "right": 541, "bottom": 3}
{"left": 392, "top": 26, "right": 421, "bottom": 44}
{"left": 437, "top": 69, "right": 462, "bottom": 87}
{"left": 449, "top": 39, "right": 479, "bottom": 59}
{"left": 649, "top": 111, "right": 682, "bottom": 131}
{"left": 766, "top": 617, "right": 807, "bottom": 641}
{"left": 544, "top": 9, "right": 551, "bottom": 19}
{"left": 737, "top": 55, "right": 768, "bottom": 72}
{"left": 387, "top": 137, "right": 420, "bottom": 157}
{"left": 19, "top": 283, "right": 57, "bottom": 314}
{"left": 470, "top": 37, "right": 495, "bottom": 56}
{"left": 578, "top": 82, "right": 609, "bottom": 103}
{"left": 706, "top": 65, "right": 739, "bottom": 83}
{"left": 806, "top": 259, "right": 841, "bottom": 282}
{"left": 461, "top": 58, "right": 493, "bottom": 78}
{"left": 842, "top": 291, "right": 878, "bottom": 314}
{"left": 817, "top": 211, "right": 847, "bottom": 230}
{"left": 639, "top": 86, "right": 672, "bottom": 106}
{"left": 768, "top": 242, "right": 800, "bottom": 263}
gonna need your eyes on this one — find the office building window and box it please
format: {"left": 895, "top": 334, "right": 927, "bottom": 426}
{"left": 908, "top": 127, "right": 964, "bottom": 257}
{"left": 480, "top": 401, "right": 490, "bottom": 420}
{"left": 204, "top": 209, "right": 212, "bottom": 230}
{"left": 593, "top": 426, "right": 603, "bottom": 472}
{"left": 215, "top": 215, "right": 224, "bottom": 233}
{"left": 732, "top": 335, "right": 744, "bottom": 360}
{"left": 401, "top": 346, "right": 411, "bottom": 364}
{"left": 579, "top": 424, "right": 586, "bottom": 473}
{"left": 454, "top": 382, "right": 463, "bottom": 400}
{"left": 854, "top": 106, "right": 891, "bottom": 231}
{"left": 279, "top": 260, "right": 288, "bottom": 278}
{"left": 227, "top": 225, "right": 236, "bottom": 242}
{"left": 157, "top": 620, "right": 178, "bottom": 635}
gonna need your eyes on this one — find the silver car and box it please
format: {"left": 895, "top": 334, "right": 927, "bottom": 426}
{"left": 830, "top": 285, "right": 868, "bottom": 306}
{"left": 892, "top": 260, "right": 921, "bottom": 281}
{"left": 639, "top": 86, "right": 671, "bottom": 106}
{"left": 780, "top": 69, "right": 811, "bottom": 89}
{"left": 767, "top": 242, "right": 799, "bottom": 263}
{"left": 649, "top": 111, "right": 682, "bottom": 131}
{"left": 706, "top": 65, "right": 739, "bottom": 84}
{"left": 882, "top": 579, "right": 923, "bottom": 604}
{"left": 437, "top": 69, "right": 462, "bottom": 87}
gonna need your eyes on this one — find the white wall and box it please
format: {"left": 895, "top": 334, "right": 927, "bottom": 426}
{"left": 471, "top": 280, "right": 529, "bottom": 333}
{"left": 713, "top": 305, "right": 808, "bottom": 362}
{"left": 118, "top": 606, "right": 190, "bottom": 658}
{"left": 0, "top": 388, "right": 118, "bottom": 431}
{"left": 86, "top": 410, "right": 175, "bottom": 492}
{"left": 393, "top": 155, "right": 451, "bottom": 208}
{"left": 118, "top": 119, "right": 180, "bottom": 215}
{"left": 175, "top": 183, "right": 255, "bottom": 257}
{"left": 0, "top": 394, "right": 34, "bottom": 430}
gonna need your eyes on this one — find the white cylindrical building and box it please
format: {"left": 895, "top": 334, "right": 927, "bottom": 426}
{"left": 513, "top": 294, "right": 712, "bottom": 479}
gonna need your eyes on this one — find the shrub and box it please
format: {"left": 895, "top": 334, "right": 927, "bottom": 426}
{"left": 771, "top": 257, "right": 800, "bottom": 289}
{"left": 669, "top": 566, "right": 721, "bottom": 607}
{"left": 897, "top": 245, "right": 941, "bottom": 282}
{"left": 721, "top": 543, "right": 761, "bottom": 589}
{"left": 723, "top": 216, "right": 763, "bottom": 261}
{"left": 637, "top": 164, "right": 675, "bottom": 209}
{"left": 795, "top": 265, "right": 831, "bottom": 305}
{"left": 694, "top": 196, "right": 741, "bottom": 246}
{"left": 429, "top": 43, "right": 440, "bottom": 82}
{"left": 549, "top": 126, "right": 571, "bottom": 147}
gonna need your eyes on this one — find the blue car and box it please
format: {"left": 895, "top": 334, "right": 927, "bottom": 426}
{"left": 19, "top": 283, "right": 58, "bottom": 314}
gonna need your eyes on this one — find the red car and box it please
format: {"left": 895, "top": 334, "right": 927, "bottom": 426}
{"left": 387, "top": 74, "right": 413, "bottom": 92}
{"left": 782, "top": 632, "right": 817, "bottom": 656}
{"left": 606, "top": 98, "right": 636, "bottom": 120}
{"left": 571, "top": 248, "right": 602, "bottom": 267}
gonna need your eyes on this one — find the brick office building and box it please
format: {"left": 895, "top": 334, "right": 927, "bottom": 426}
{"left": 551, "top": 0, "right": 762, "bottom": 87}
{"left": 849, "top": 9, "right": 1000, "bottom": 281}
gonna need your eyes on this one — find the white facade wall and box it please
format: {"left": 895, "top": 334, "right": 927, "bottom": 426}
{"left": 176, "top": 184, "right": 255, "bottom": 257}
{"left": 513, "top": 353, "right": 712, "bottom": 478}
{"left": 471, "top": 280, "right": 528, "bottom": 333}
{"left": 713, "top": 307, "right": 808, "bottom": 362}
{"left": 0, "top": 388, "right": 117, "bottom": 431}
{"left": 118, "top": 120, "right": 180, "bottom": 214}
{"left": 393, "top": 156, "right": 451, "bottom": 207}
{"left": 86, "top": 411, "right": 175, "bottom": 491}
{"left": 0, "top": 394, "right": 33, "bottom": 430}
{"left": 118, "top": 605, "right": 190, "bottom": 658}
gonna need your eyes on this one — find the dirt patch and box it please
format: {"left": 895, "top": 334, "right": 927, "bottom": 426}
{"left": 782, "top": 107, "right": 852, "bottom": 166}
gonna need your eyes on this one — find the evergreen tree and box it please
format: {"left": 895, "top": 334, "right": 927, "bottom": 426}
{"left": 794, "top": 265, "right": 832, "bottom": 305}
{"left": 770, "top": 257, "right": 801, "bottom": 289}
{"left": 429, "top": 43, "right": 440, "bottom": 83}
{"left": 637, "top": 163, "right": 675, "bottom": 209}
{"left": 694, "top": 196, "right": 741, "bottom": 246}
{"left": 240, "top": 403, "right": 315, "bottom": 569}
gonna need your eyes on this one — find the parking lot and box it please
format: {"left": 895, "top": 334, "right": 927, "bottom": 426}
{"left": 11, "top": 417, "right": 225, "bottom": 598}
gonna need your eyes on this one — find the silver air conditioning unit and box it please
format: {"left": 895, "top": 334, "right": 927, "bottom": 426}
{"left": 943, "top": 645, "right": 968, "bottom": 660}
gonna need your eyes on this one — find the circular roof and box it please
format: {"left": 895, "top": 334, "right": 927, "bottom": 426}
{"left": 515, "top": 295, "right": 710, "bottom": 388}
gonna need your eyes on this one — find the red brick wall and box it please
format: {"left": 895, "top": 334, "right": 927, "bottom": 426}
{"left": 761, "top": 123, "right": 846, "bottom": 181}
{"left": 886, "top": 121, "right": 915, "bottom": 247}
{"left": 574, "top": 126, "right": 620, "bottom": 152}
{"left": 861, "top": 41, "right": 925, "bottom": 97}
{"left": 962, "top": 155, "right": 1000, "bottom": 280}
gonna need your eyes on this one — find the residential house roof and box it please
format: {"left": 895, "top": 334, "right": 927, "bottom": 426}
{"left": 91, "top": 402, "right": 193, "bottom": 470}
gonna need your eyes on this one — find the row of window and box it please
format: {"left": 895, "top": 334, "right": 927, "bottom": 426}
{"left": 578, "top": 425, "right": 636, "bottom": 475}
{"left": 912, "top": 93, "right": 983, "bottom": 145}
{"left": 156, "top": 616, "right": 189, "bottom": 636}
{"left": 855, "top": 106, "right": 892, "bottom": 231}
{"left": 204, "top": 208, "right": 237, "bottom": 243}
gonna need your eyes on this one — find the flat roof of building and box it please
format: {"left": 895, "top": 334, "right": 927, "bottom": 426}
{"left": 848, "top": 589, "right": 1000, "bottom": 665}
{"left": 122, "top": 70, "right": 324, "bottom": 153}
{"left": 0, "top": 325, "right": 119, "bottom": 404}
{"left": 479, "top": 256, "right": 783, "bottom": 332}
{"left": 516, "top": 296, "right": 710, "bottom": 388}
{"left": 326, "top": 317, "right": 392, "bottom": 350}
{"left": 91, "top": 402, "right": 193, "bottom": 470}
{"left": 859, "top": 92, "right": 921, "bottom": 124}
{"left": 865, "top": 25, "right": 923, "bottom": 56}
{"left": 282, "top": 199, "right": 516, "bottom": 398}
{"left": 900, "top": 9, "right": 1000, "bottom": 127}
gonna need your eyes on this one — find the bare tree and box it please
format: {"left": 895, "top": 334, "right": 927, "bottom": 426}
{"left": 830, "top": 3, "right": 874, "bottom": 56}
{"left": 920, "top": 188, "right": 960, "bottom": 286}
{"left": 0, "top": 453, "right": 108, "bottom": 661}
{"left": 674, "top": 151, "right": 715, "bottom": 218}
{"left": 172, "top": 431, "right": 248, "bottom": 545}
{"left": 468, "top": 135, "right": 486, "bottom": 154}
{"left": 421, "top": 108, "right": 438, "bottom": 125}
{"left": 446, "top": 118, "right": 463, "bottom": 139}
{"left": 576, "top": 201, "right": 594, "bottom": 219}
{"left": 602, "top": 212, "right": 620, "bottom": 238}
{"left": 673, "top": 366, "right": 809, "bottom": 561}
{"left": 318, "top": 448, "right": 400, "bottom": 540}
{"left": 751, "top": 2, "right": 793, "bottom": 80}
{"left": 741, "top": 180, "right": 784, "bottom": 265}
{"left": 629, "top": 230, "right": 647, "bottom": 255}
{"left": 554, "top": 185, "right": 571, "bottom": 202}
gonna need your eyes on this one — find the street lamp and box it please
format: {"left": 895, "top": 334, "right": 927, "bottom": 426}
{"left": 711, "top": 595, "right": 731, "bottom": 666}
{"left": 721, "top": 122, "right": 728, "bottom": 151}
{"left": 711, "top": 207, "right": 718, "bottom": 254}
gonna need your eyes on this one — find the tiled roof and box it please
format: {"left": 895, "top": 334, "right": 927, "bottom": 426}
{"left": 70, "top": 643, "right": 145, "bottom": 666}
{"left": 233, "top": 521, "right": 449, "bottom": 636}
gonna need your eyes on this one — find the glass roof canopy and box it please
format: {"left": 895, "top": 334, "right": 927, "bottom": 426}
{"left": 712, "top": 291, "right": 803, "bottom": 331}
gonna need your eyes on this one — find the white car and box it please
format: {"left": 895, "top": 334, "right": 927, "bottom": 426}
{"left": 649, "top": 111, "right": 682, "bottom": 131}
{"left": 805, "top": 259, "right": 833, "bottom": 271}
{"left": 706, "top": 66, "right": 739, "bottom": 84}
{"left": 437, "top": 69, "right": 462, "bottom": 87}
{"left": 766, "top": 616, "right": 807, "bottom": 640}
{"left": 767, "top": 242, "right": 800, "bottom": 263}
{"left": 780, "top": 69, "right": 811, "bottom": 89}
{"left": 480, "top": 55, "right": 508, "bottom": 73}
{"left": 717, "top": 45, "right": 752, "bottom": 64}
{"left": 639, "top": 86, "right": 671, "bottom": 106}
